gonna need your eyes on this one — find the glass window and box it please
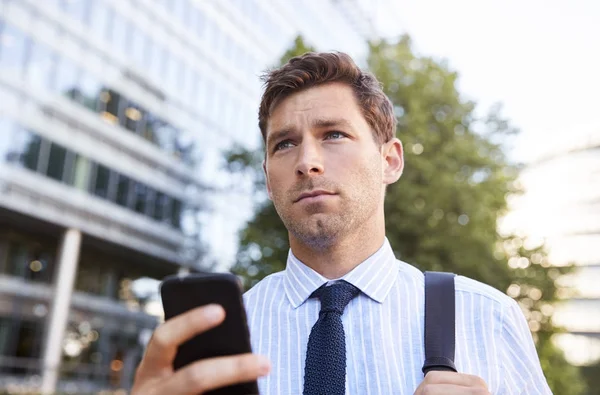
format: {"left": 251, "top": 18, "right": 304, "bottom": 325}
{"left": 194, "top": 8, "right": 205, "bottom": 37}
{"left": 71, "top": 154, "right": 91, "bottom": 191}
{"left": 62, "top": 0, "right": 92, "bottom": 25}
{"left": 153, "top": 192, "right": 171, "bottom": 222}
{"left": 233, "top": 44, "right": 243, "bottom": 67}
{"left": 144, "top": 114, "right": 167, "bottom": 147}
{"left": 144, "top": 188, "right": 156, "bottom": 218}
{"left": 54, "top": 55, "right": 81, "bottom": 100}
{"left": 46, "top": 142, "right": 68, "bottom": 182}
{"left": 101, "top": 89, "right": 123, "bottom": 126}
{"left": 175, "top": 130, "right": 195, "bottom": 165}
{"left": 45, "top": 0, "right": 62, "bottom": 9}
{"left": 173, "top": 0, "right": 189, "bottom": 26}
{"left": 88, "top": 0, "right": 110, "bottom": 39}
{"left": 132, "top": 182, "right": 148, "bottom": 214}
{"left": 10, "top": 128, "right": 42, "bottom": 172}
{"left": 6, "top": 241, "right": 28, "bottom": 278}
{"left": 0, "top": 238, "right": 7, "bottom": 276}
{"left": 158, "top": 0, "right": 173, "bottom": 12}
{"left": 244, "top": 52, "right": 253, "bottom": 77}
{"left": 205, "top": 19, "right": 214, "bottom": 47}
{"left": 159, "top": 124, "right": 178, "bottom": 154}
{"left": 110, "top": 11, "right": 129, "bottom": 55}
{"left": 181, "top": 65, "right": 194, "bottom": 103}
{"left": 62, "top": 150, "right": 76, "bottom": 185}
{"left": 221, "top": 94, "right": 232, "bottom": 131}
{"left": 78, "top": 71, "right": 101, "bottom": 112}
{"left": 25, "top": 41, "right": 56, "bottom": 91}
{"left": 92, "top": 163, "right": 110, "bottom": 199}
{"left": 165, "top": 55, "right": 179, "bottom": 93}
{"left": 148, "top": 40, "right": 163, "bottom": 80}
{"left": 211, "top": 86, "right": 222, "bottom": 123}
{"left": 0, "top": 24, "right": 30, "bottom": 78}
{"left": 0, "top": 118, "right": 17, "bottom": 163}
{"left": 244, "top": 0, "right": 256, "bottom": 20}
{"left": 6, "top": 240, "right": 55, "bottom": 284}
{"left": 26, "top": 249, "right": 55, "bottom": 284}
{"left": 75, "top": 254, "right": 112, "bottom": 296}
{"left": 206, "top": 80, "right": 216, "bottom": 120}
{"left": 130, "top": 25, "right": 147, "bottom": 67}
{"left": 197, "top": 76, "right": 209, "bottom": 113}
{"left": 222, "top": 35, "right": 232, "bottom": 59}
{"left": 122, "top": 101, "right": 144, "bottom": 134}
{"left": 171, "top": 199, "right": 182, "bottom": 229}
{"left": 186, "top": 2, "right": 197, "bottom": 30}
{"left": 188, "top": 73, "right": 200, "bottom": 106}
{"left": 115, "top": 174, "right": 131, "bottom": 207}
{"left": 0, "top": 315, "right": 45, "bottom": 374}
{"left": 0, "top": 84, "right": 20, "bottom": 113}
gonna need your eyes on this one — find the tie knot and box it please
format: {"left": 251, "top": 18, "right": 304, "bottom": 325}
{"left": 312, "top": 281, "right": 360, "bottom": 315}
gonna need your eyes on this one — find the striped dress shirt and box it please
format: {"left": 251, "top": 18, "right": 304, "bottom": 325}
{"left": 243, "top": 238, "right": 552, "bottom": 394}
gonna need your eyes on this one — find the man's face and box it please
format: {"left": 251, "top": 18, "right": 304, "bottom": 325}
{"left": 263, "top": 82, "right": 402, "bottom": 250}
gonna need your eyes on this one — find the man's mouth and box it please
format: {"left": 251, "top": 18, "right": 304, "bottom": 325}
{"left": 294, "top": 190, "right": 337, "bottom": 203}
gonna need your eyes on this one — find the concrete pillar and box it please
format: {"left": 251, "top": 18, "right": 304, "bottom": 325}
{"left": 40, "top": 228, "right": 82, "bottom": 394}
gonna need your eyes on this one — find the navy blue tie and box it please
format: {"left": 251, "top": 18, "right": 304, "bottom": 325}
{"left": 303, "top": 281, "right": 360, "bottom": 395}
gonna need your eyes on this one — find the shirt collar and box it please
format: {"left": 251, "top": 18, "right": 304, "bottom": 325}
{"left": 283, "top": 238, "right": 399, "bottom": 309}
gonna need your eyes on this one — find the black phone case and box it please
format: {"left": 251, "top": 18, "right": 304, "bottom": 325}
{"left": 160, "top": 273, "right": 259, "bottom": 395}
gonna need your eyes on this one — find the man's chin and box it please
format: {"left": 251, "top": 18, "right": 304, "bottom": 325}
{"left": 288, "top": 218, "right": 346, "bottom": 249}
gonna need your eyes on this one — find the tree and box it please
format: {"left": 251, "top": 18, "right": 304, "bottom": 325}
{"left": 225, "top": 35, "right": 585, "bottom": 394}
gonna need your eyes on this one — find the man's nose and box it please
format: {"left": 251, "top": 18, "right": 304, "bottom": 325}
{"left": 295, "top": 141, "right": 324, "bottom": 177}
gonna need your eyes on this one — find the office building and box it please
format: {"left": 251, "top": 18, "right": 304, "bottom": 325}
{"left": 0, "top": 0, "right": 392, "bottom": 392}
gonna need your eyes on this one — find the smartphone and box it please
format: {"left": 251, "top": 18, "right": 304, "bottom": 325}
{"left": 160, "top": 272, "right": 258, "bottom": 395}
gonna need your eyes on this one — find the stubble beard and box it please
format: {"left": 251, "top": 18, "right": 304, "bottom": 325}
{"left": 273, "top": 164, "right": 382, "bottom": 253}
{"left": 285, "top": 209, "right": 350, "bottom": 252}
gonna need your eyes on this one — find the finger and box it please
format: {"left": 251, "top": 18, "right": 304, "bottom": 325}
{"left": 423, "top": 371, "right": 488, "bottom": 389}
{"left": 160, "top": 353, "right": 271, "bottom": 395}
{"left": 415, "top": 383, "right": 490, "bottom": 395}
{"left": 139, "top": 304, "right": 225, "bottom": 376}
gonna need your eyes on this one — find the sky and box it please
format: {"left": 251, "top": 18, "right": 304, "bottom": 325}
{"left": 376, "top": 0, "right": 600, "bottom": 163}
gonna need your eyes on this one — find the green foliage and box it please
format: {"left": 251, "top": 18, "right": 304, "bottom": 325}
{"left": 581, "top": 361, "right": 600, "bottom": 395}
{"left": 226, "top": 34, "right": 585, "bottom": 394}
{"left": 279, "top": 35, "right": 317, "bottom": 64}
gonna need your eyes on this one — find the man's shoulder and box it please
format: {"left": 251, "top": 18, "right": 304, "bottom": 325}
{"left": 397, "top": 259, "right": 513, "bottom": 309}
{"left": 454, "top": 274, "right": 514, "bottom": 309}
{"left": 242, "top": 270, "right": 286, "bottom": 302}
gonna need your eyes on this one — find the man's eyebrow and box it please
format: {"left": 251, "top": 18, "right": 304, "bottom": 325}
{"left": 311, "top": 118, "right": 354, "bottom": 130}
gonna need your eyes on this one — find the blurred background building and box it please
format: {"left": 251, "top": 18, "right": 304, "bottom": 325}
{"left": 501, "top": 127, "right": 600, "bottom": 368}
{"left": 0, "top": 0, "right": 397, "bottom": 392}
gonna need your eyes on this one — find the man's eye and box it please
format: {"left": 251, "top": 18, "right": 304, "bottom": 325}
{"left": 274, "top": 140, "right": 294, "bottom": 151}
{"left": 325, "top": 131, "right": 346, "bottom": 140}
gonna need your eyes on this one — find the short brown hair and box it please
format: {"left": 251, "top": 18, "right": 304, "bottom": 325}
{"left": 258, "top": 51, "right": 396, "bottom": 146}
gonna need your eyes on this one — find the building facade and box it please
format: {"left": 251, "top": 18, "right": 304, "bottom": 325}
{"left": 0, "top": 0, "right": 391, "bottom": 392}
{"left": 501, "top": 129, "right": 600, "bottom": 367}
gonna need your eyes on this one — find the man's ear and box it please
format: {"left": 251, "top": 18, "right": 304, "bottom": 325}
{"left": 263, "top": 160, "right": 273, "bottom": 200}
{"left": 382, "top": 138, "right": 404, "bottom": 185}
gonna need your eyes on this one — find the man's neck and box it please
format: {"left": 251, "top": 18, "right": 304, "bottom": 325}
{"left": 289, "top": 228, "right": 386, "bottom": 279}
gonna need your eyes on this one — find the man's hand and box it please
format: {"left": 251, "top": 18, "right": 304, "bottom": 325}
{"left": 414, "top": 371, "right": 490, "bottom": 395}
{"left": 132, "top": 304, "right": 270, "bottom": 395}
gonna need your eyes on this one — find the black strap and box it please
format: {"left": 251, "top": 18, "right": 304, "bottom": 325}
{"left": 422, "top": 271, "right": 458, "bottom": 375}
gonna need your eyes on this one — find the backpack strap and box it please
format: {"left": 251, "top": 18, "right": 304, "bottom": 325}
{"left": 422, "top": 271, "right": 458, "bottom": 375}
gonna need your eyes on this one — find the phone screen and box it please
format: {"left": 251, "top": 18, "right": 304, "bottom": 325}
{"left": 160, "top": 273, "right": 259, "bottom": 395}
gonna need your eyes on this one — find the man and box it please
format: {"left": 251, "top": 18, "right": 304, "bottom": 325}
{"left": 132, "top": 52, "right": 552, "bottom": 394}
